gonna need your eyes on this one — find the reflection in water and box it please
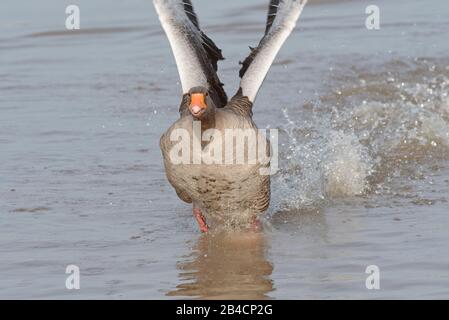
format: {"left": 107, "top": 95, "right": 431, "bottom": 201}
{"left": 167, "top": 231, "right": 274, "bottom": 299}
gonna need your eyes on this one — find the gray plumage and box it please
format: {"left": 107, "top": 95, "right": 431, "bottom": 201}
{"left": 154, "top": 0, "right": 307, "bottom": 227}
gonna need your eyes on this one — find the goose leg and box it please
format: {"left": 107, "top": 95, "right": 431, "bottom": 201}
{"left": 193, "top": 207, "right": 209, "bottom": 233}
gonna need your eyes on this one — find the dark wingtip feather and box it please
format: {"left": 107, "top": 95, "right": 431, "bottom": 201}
{"left": 200, "top": 31, "right": 225, "bottom": 71}
{"left": 239, "top": 46, "right": 259, "bottom": 78}
{"left": 183, "top": 0, "right": 224, "bottom": 71}
{"left": 238, "top": 0, "right": 281, "bottom": 78}
{"left": 183, "top": 0, "right": 200, "bottom": 28}
{"left": 265, "top": 0, "right": 281, "bottom": 34}
{"left": 182, "top": 0, "right": 227, "bottom": 106}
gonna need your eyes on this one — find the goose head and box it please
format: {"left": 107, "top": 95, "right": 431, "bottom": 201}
{"left": 187, "top": 86, "right": 215, "bottom": 120}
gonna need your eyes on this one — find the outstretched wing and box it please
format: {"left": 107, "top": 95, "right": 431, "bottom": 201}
{"left": 238, "top": 0, "right": 307, "bottom": 102}
{"left": 153, "top": 0, "right": 227, "bottom": 107}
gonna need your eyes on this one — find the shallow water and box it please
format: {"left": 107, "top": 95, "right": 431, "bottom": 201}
{"left": 1, "top": 0, "right": 449, "bottom": 299}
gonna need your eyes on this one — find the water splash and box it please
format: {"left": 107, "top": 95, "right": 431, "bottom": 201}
{"left": 271, "top": 58, "right": 449, "bottom": 212}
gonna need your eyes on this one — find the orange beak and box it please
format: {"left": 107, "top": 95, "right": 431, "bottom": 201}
{"left": 189, "top": 93, "right": 207, "bottom": 118}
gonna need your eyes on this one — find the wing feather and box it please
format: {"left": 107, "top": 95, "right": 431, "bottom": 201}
{"left": 154, "top": 0, "right": 227, "bottom": 107}
{"left": 238, "top": 0, "right": 307, "bottom": 102}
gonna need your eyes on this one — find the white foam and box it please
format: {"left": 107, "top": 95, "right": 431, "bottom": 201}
{"left": 322, "top": 132, "right": 372, "bottom": 197}
{"left": 271, "top": 64, "right": 449, "bottom": 213}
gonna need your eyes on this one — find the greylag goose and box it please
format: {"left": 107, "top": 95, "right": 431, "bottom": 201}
{"left": 154, "top": 0, "right": 307, "bottom": 232}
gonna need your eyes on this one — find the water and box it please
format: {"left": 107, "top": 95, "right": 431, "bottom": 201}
{"left": 1, "top": 0, "right": 449, "bottom": 299}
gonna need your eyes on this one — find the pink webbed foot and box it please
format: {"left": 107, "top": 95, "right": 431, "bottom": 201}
{"left": 250, "top": 216, "right": 263, "bottom": 232}
{"left": 193, "top": 207, "right": 209, "bottom": 233}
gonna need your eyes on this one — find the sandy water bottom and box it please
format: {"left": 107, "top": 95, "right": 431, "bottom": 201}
{"left": 1, "top": 0, "right": 449, "bottom": 299}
